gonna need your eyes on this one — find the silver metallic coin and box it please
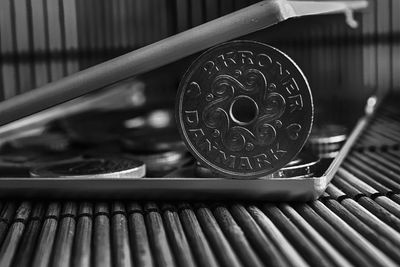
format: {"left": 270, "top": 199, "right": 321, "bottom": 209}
{"left": 308, "top": 124, "right": 347, "bottom": 158}
{"left": 121, "top": 129, "right": 186, "bottom": 153}
{"left": 177, "top": 40, "right": 313, "bottom": 178}
{"left": 128, "top": 150, "right": 192, "bottom": 177}
{"left": 269, "top": 152, "right": 319, "bottom": 178}
{"left": 124, "top": 108, "right": 176, "bottom": 130}
{"left": 308, "top": 124, "right": 347, "bottom": 144}
{"left": 195, "top": 151, "right": 319, "bottom": 178}
{"left": 59, "top": 110, "right": 133, "bottom": 143}
{"left": 30, "top": 157, "right": 146, "bottom": 178}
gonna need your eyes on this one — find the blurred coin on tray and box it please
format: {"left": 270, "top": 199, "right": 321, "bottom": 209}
{"left": 30, "top": 156, "right": 146, "bottom": 178}
{"left": 307, "top": 123, "right": 348, "bottom": 158}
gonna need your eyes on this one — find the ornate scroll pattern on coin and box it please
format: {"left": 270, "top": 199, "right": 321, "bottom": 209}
{"left": 177, "top": 41, "right": 313, "bottom": 178}
{"left": 202, "top": 69, "right": 286, "bottom": 152}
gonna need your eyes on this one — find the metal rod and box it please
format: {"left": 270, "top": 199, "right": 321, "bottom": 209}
{"left": 0, "top": 0, "right": 294, "bottom": 126}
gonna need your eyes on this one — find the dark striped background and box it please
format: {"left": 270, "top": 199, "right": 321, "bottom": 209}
{"left": 0, "top": 0, "right": 399, "bottom": 106}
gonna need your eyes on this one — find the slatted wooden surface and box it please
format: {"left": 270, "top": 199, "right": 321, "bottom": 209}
{"left": 0, "top": 99, "right": 400, "bottom": 266}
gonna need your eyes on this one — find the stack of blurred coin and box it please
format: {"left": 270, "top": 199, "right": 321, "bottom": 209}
{"left": 30, "top": 156, "right": 145, "bottom": 178}
{"left": 195, "top": 151, "right": 320, "bottom": 178}
{"left": 59, "top": 107, "right": 176, "bottom": 145}
{"left": 307, "top": 124, "right": 347, "bottom": 158}
{"left": 123, "top": 108, "right": 176, "bottom": 134}
{"left": 121, "top": 129, "right": 192, "bottom": 177}
{"left": 176, "top": 40, "right": 314, "bottom": 179}
{"left": 59, "top": 109, "right": 139, "bottom": 144}
{"left": 120, "top": 107, "right": 193, "bottom": 178}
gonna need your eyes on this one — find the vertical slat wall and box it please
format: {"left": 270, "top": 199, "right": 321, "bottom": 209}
{"left": 0, "top": 0, "right": 399, "bottom": 103}
{"left": 0, "top": 0, "right": 260, "bottom": 99}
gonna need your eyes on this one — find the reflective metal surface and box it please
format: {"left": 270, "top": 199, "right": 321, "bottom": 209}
{"left": 308, "top": 124, "right": 348, "bottom": 158}
{"left": 0, "top": 94, "right": 374, "bottom": 200}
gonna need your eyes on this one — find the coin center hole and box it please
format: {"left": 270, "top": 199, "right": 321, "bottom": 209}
{"left": 230, "top": 96, "right": 258, "bottom": 125}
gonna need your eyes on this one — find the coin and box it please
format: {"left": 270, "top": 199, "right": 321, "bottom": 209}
{"left": 121, "top": 129, "right": 186, "bottom": 153}
{"left": 177, "top": 40, "right": 314, "bottom": 178}
{"left": 129, "top": 150, "right": 193, "bottom": 177}
{"left": 194, "top": 151, "right": 319, "bottom": 178}
{"left": 307, "top": 124, "right": 347, "bottom": 158}
{"left": 30, "top": 157, "right": 146, "bottom": 178}
{"left": 121, "top": 126, "right": 191, "bottom": 176}
{"left": 59, "top": 109, "right": 134, "bottom": 144}
{"left": 123, "top": 108, "right": 176, "bottom": 130}
{"left": 61, "top": 107, "right": 179, "bottom": 145}
{"left": 308, "top": 124, "right": 347, "bottom": 144}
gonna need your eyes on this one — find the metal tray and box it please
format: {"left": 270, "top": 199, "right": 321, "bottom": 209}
{"left": 0, "top": 96, "right": 378, "bottom": 201}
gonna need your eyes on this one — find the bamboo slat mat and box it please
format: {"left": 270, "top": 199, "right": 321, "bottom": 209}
{"left": 0, "top": 98, "right": 400, "bottom": 266}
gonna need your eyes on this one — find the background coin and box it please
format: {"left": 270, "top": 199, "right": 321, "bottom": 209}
{"left": 177, "top": 40, "right": 314, "bottom": 178}
{"left": 121, "top": 125, "right": 192, "bottom": 176}
{"left": 123, "top": 108, "right": 176, "bottom": 131}
{"left": 129, "top": 150, "right": 193, "bottom": 177}
{"left": 269, "top": 151, "right": 320, "bottom": 178}
{"left": 308, "top": 124, "right": 347, "bottom": 144}
{"left": 121, "top": 128, "right": 186, "bottom": 153}
{"left": 307, "top": 123, "right": 347, "bottom": 158}
{"left": 30, "top": 157, "right": 146, "bottom": 178}
{"left": 58, "top": 109, "right": 139, "bottom": 144}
